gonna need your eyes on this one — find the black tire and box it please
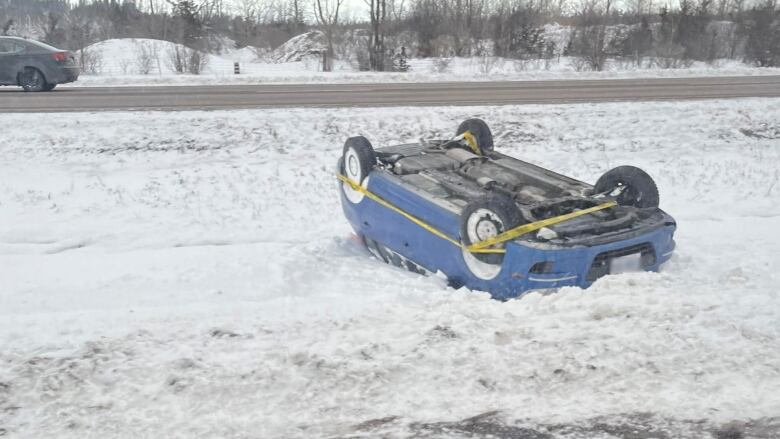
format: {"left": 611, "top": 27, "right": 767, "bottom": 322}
{"left": 460, "top": 195, "right": 523, "bottom": 265}
{"left": 456, "top": 118, "right": 493, "bottom": 154}
{"left": 19, "top": 68, "right": 47, "bottom": 92}
{"left": 594, "top": 165, "right": 660, "bottom": 208}
{"left": 43, "top": 83, "right": 57, "bottom": 91}
{"left": 342, "top": 136, "right": 376, "bottom": 184}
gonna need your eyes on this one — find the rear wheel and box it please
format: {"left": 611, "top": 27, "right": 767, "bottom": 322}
{"left": 342, "top": 136, "right": 376, "bottom": 184}
{"left": 456, "top": 118, "right": 494, "bottom": 154}
{"left": 341, "top": 136, "right": 376, "bottom": 204}
{"left": 43, "top": 83, "right": 57, "bottom": 91}
{"left": 594, "top": 166, "right": 659, "bottom": 208}
{"left": 19, "top": 68, "right": 47, "bottom": 92}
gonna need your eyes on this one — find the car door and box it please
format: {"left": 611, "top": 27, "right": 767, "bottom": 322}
{"left": 0, "top": 40, "right": 26, "bottom": 85}
{"left": 0, "top": 40, "right": 15, "bottom": 84}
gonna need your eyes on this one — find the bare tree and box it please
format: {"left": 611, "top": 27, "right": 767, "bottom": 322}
{"left": 366, "top": 0, "right": 387, "bottom": 70}
{"left": 2, "top": 19, "right": 14, "bottom": 36}
{"left": 136, "top": 41, "right": 160, "bottom": 74}
{"left": 290, "top": 0, "right": 305, "bottom": 31}
{"left": 569, "top": 0, "right": 613, "bottom": 71}
{"left": 741, "top": 0, "right": 780, "bottom": 66}
{"left": 39, "top": 12, "right": 63, "bottom": 44}
{"left": 389, "top": 0, "right": 406, "bottom": 21}
{"left": 235, "top": 0, "right": 259, "bottom": 18}
{"left": 312, "top": 0, "right": 345, "bottom": 71}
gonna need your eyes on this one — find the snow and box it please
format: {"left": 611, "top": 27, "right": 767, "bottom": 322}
{"left": 1, "top": 99, "right": 780, "bottom": 437}
{"left": 72, "top": 38, "right": 780, "bottom": 87}
{"left": 83, "top": 38, "right": 262, "bottom": 77}
{"left": 269, "top": 30, "right": 326, "bottom": 63}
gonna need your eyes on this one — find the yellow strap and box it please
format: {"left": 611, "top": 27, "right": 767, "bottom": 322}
{"left": 462, "top": 130, "right": 482, "bottom": 155}
{"left": 337, "top": 173, "right": 616, "bottom": 254}
{"left": 338, "top": 173, "right": 505, "bottom": 254}
{"left": 466, "top": 200, "right": 618, "bottom": 251}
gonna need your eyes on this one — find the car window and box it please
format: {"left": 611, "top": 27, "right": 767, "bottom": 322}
{"left": 24, "top": 39, "right": 61, "bottom": 52}
{"left": 0, "top": 40, "right": 24, "bottom": 54}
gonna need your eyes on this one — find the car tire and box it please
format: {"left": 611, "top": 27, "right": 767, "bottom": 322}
{"left": 19, "top": 67, "right": 47, "bottom": 92}
{"left": 460, "top": 195, "right": 523, "bottom": 265}
{"left": 456, "top": 118, "right": 493, "bottom": 154}
{"left": 342, "top": 136, "right": 376, "bottom": 184}
{"left": 43, "top": 83, "right": 57, "bottom": 91}
{"left": 594, "top": 165, "right": 660, "bottom": 208}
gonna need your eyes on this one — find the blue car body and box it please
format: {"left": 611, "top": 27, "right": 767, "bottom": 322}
{"left": 338, "top": 142, "right": 676, "bottom": 300}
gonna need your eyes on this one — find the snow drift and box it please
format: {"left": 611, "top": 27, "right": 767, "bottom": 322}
{"left": 269, "top": 30, "right": 327, "bottom": 63}
{"left": 1, "top": 100, "right": 779, "bottom": 438}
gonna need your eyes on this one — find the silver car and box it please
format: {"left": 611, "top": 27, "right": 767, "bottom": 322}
{"left": 0, "top": 36, "right": 80, "bottom": 92}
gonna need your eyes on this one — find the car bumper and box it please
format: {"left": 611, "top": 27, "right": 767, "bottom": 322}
{"left": 50, "top": 67, "right": 80, "bottom": 84}
{"left": 489, "top": 224, "right": 676, "bottom": 299}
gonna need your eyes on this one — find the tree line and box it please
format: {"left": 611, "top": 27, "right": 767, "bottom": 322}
{"left": 1, "top": 0, "right": 778, "bottom": 71}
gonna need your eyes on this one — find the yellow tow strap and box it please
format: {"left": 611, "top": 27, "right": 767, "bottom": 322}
{"left": 462, "top": 131, "right": 482, "bottom": 155}
{"left": 337, "top": 173, "right": 617, "bottom": 254}
{"left": 466, "top": 200, "right": 618, "bottom": 251}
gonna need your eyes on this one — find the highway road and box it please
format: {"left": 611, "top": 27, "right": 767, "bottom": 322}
{"left": 1, "top": 75, "right": 779, "bottom": 112}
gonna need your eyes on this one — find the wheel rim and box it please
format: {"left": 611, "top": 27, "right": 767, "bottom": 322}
{"left": 345, "top": 147, "right": 362, "bottom": 182}
{"left": 342, "top": 148, "right": 367, "bottom": 204}
{"left": 467, "top": 209, "right": 504, "bottom": 244}
{"left": 21, "top": 69, "right": 42, "bottom": 89}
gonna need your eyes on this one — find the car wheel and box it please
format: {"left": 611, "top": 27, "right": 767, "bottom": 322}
{"left": 341, "top": 136, "right": 376, "bottom": 204}
{"left": 342, "top": 136, "right": 376, "bottom": 184}
{"left": 43, "top": 83, "right": 57, "bottom": 91}
{"left": 456, "top": 118, "right": 493, "bottom": 154}
{"left": 19, "top": 68, "right": 47, "bottom": 92}
{"left": 460, "top": 195, "right": 523, "bottom": 265}
{"left": 594, "top": 166, "right": 659, "bottom": 208}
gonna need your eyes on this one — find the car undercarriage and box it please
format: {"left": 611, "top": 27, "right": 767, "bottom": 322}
{"left": 373, "top": 139, "right": 674, "bottom": 248}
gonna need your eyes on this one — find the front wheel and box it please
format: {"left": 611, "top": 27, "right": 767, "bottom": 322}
{"left": 594, "top": 166, "right": 659, "bottom": 208}
{"left": 19, "top": 68, "right": 47, "bottom": 92}
{"left": 43, "top": 83, "right": 57, "bottom": 91}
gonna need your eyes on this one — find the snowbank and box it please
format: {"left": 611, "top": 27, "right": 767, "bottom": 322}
{"left": 83, "top": 38, "right": 260, "bottom": 77}
{"left": 270, "top": 30, "right": 326, "bottom": 63}
{"left": 72, "top": 38, "right": 780, "bottom": 87}
{"left": 1, "top": 100, "right": 779, "bottom": 438}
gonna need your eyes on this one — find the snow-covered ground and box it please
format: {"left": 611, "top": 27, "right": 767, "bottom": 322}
{"left": 70, "top": 38, "right": 780, "bottom": 87}
{"left": 1, "top": 100, "right": 779, "bottom": 438}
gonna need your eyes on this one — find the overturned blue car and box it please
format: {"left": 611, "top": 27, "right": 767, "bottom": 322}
{"left": 338, "top": 119, "right": 676, "bottom": 300}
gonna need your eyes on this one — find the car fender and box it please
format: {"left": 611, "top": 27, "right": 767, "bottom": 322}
{"left": 15, "top": 58, "right": 50, "bottom": 83}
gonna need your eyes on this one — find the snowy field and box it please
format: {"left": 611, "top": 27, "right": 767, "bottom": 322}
{"left": 1, "top": 99, "right": 780, "bottom": 438}
{"left": 67, "top": 38, "right": 780, "bottom": 87}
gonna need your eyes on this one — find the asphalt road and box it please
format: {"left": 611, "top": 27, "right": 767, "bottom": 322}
{"left": 1, "top": 75, "right": 779, "bottom": 112}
